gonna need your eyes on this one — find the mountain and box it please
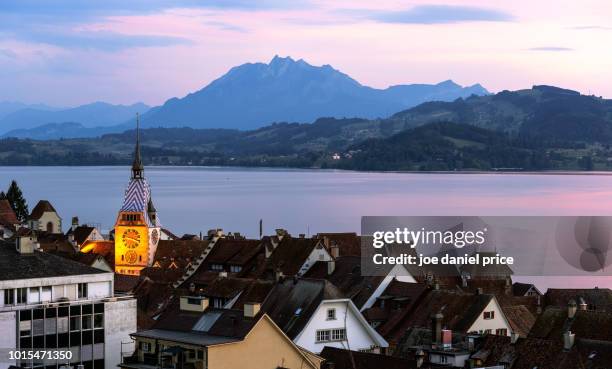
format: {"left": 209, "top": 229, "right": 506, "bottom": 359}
{"left": 139, "top": 55, "right": 488, "bottom": 130}
{"left": 0, "top": 101, "right": 59, "bottom": 120}
{"left": 388, "top": 85, "right": 612, "bottom": 142}
{"left": 0, "top": 102, "right": 150, "bottom": 135}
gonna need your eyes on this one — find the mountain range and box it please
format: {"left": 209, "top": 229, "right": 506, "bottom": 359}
{"left": 1, "top": 85, "right": 610, "bottom": 171}
{"left": 0, "top": 102, "right": 150, "bottom": 136}
{"left": 0, "top": 56, "right": 488, "bottom": 139}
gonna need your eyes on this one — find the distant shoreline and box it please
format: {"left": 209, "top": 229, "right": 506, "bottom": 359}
{"left": 2, "top": 164, "right": 612, "bottom": 176}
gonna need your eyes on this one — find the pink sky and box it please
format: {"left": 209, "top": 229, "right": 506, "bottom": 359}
{"left": 1, "top": 0, "right": 611, "bottom": 106}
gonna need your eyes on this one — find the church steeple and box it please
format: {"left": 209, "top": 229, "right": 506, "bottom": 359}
{"left": 131, "top": 112, "right": 144, "bottom": 179}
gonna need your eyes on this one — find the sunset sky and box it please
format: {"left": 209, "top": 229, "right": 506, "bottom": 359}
{"left": 1, "top": 0, "right": 611, "bottom": 106}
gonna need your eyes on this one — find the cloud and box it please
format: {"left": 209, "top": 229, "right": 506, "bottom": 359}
{"left": 0, "top": 49, "right": 17, "bottom": 58}
{"left": 24, "top": 31, "right": 192, "bottom": 51}
{"left": 528, "top": 46, "right": 573, "bottom": 52}
{"left": 569, "top": 25, "right": 612, "bottom": 31}
{"left": 371, "top": 5, "right": 514, "bottom": 24}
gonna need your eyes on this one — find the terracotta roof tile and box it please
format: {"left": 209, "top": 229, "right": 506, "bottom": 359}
{"left": 29, "top": 200, "right": 58, "bottom": 220}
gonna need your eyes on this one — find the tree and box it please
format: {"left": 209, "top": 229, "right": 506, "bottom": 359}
{"left": 6, "top": 180, "right": 29, "bottom": 222}
{"left": 0, "top": 191, "right": 6, "bottom": 200}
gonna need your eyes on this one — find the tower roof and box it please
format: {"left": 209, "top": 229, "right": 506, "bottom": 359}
{"left": 132, "top": 112, "right": 144, "bottom": 179}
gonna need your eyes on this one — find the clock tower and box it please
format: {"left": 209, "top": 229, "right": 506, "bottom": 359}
{"left": 114, "top": 114, "right": 161, "bottom": 275}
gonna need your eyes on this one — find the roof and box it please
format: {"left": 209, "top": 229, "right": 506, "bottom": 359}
{"left": 115, "top": 273, "right": 141, "bottom": 293}
{"left": 320, "top": 347, "right": 414, "bottom": 369}
{"left": 29, "top": 200, "right": 58, "bottom": 220}
{"left": 0, "top": 199, "right": 18, "bottom": 226}
{"left": 501, "top": 305, "right": 535, "bottom": 337}
{"left": 153, "top": 239, "right": 210, "bottom": 269}
{"left": 70, "top": 226, "right": 96, "bottom": 246}
{"left": 545, "top": 288, "right": 612, "bottom": 311}
{"left": 205, "top": 238, "right": 261, "bottom": 266}
{"left": 132, "top": 328, "right": 238, "bottom": 346}
{"left": 303, "top": 256, "right": 387, "bottom": 309}
{"left": 120, "top": 178, "right": 159, "bottom": 227}
{"left": 513, "top": 282, "right": 539, "bottom": 296}
{"left": 316, "top": 232, "right": 361, "bottom": 256}
{"left": 260, "top": 278, "right": 343, "bottom": 339}
{"left": 265, "top": 236, "right": 325, "bottom": 276}
{"left": 529, "top": 306, "right": 612, "bottom": 342}
{"left": 460, "top": 252, "right": 514, "bottom": 278}
{"left": 0, "top": 240, "right": 107, "bottom": 280}
{"left": 398, "top": 289, "right": 495, "bottom": 333}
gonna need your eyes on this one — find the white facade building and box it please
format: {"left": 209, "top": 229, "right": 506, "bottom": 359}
{"left": 0, "top": 239, "right": 136, "bottom": 369}
{"left": 293, "top": 299, "right": 388, "bottom": 354}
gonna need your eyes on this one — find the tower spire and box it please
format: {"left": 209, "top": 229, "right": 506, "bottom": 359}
{"left": 131, "top": 112, "right": 144, "bottom": 179}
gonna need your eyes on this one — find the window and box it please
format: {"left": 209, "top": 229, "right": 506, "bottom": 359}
{"left": 484, "top": 329, "right": 492, "bottom": 334}
{"left": 483, "top": 311, "right": 495, "bottom": 320}
{"left": 326, "top": 308, "right": 336, "bottom": 320}
{"left": 230, "top": 265, "right": 242, "bottom": 273}
{"left": 140, "top": 342, "right": 152, "bottom": 352}
{"left": 94, "top": 314, "right": 104, "bottom": 329}
{"left": 46, "top": 222, "right": 54, "bottom": 233}
{"left": 78, "top": 283, "right": 88, "bottom": 299}
{"left": 496, "top": 328, "right": 508, "bottom": 336}
{"left": 17, "top": 288, "right": 27, "bottom": 304}
{"left": 331, "top": 328, "right": 346, "bottom": 341}
{"left": 316, "top": 330, "right": 330, "bottom": 343}
{"left": 70, "top": 316, "right": 81, "bottom": 331}
{"left": 440, "top": 355, "right": 448, "bottom": 364}
{"left": 4, "top": 289, "right": 15, "bottom": 305}
{"left": 210, "top": 264, "right": 224, "bottom": 271}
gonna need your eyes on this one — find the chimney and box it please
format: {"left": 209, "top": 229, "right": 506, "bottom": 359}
{"left": 431, "top": 313, "right": 443, "bottom": 347}
{"left": 461, "top": 274, "right": 468, "bottom": 288}
{"left": 578, "top": 297, "right": 588, "bottom": 311}
{"left": 275, "top": 269, "right": 284, "bottom": 282}
{"left": 244, "top": 302, "right": 261, "bottom": 318}
{"left": 16, "top": 231, "right": 38, "bottom": 254}
{"left": 433, "top": 280, "right": 440, "bottom": 290}
{"left": 567, "top": 299, "right": 577, "bottom": 319}
{"left": 536, "top": 295, "right": 542, "bottom": 314}
{"left": 441, "top": 329, "right": 452, "bottom": 349}
{"left": 505, "top": 276, "right": 512, "bottom": 295}
{"left": 180, "top": 296, "right": 209, "bottom": 312}
{"left": 189, "top": 283, "right": 196, "bottom": 294}
{"left": 299, "top": 233, "right": 305, "bottom": 238}
{"left": 476, "top": 287, "right": 483, "bottom": 295}
{"left": 330, "top": 244, "right": 339, "bottom": 258}
{"left": 275, "top": 229, "right": 288, "bottom": 240}
{"left": 511, "top": 332, "right": 520, "bottom": 344}
{"left": 563, "top": 331, "right": 575, "bottom": 351}
{"left": 327, "top": 260, "right": 336, "bottom": 275}
{"left": 71, "top": 216, "right": 79, "bottom": 231}
{"left": 415, "top": 349, "right": 425, "bottom": 368}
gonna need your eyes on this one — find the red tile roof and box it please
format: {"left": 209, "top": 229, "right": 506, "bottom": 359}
{"left": 0, "top": 200, "right": 18, "bottom": 226}
{"left": 29, "top": 200, "right": 58, "bottom": 220}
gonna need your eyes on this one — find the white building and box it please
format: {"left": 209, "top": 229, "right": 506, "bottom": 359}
{"left": 294, "top": 298, "right": 388, "bottom": 354}
{"left": 0, "top": 236, "right": 136, "bottom": 369}
{"left": 28, "top": 200, "right": 62, "bottom": 234}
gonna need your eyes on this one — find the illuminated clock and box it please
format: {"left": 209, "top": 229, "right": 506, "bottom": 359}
{"left": 122, "top": 229, "right": 141, "bottom": 249}
{"left": 151, "top": 229, "right": 159, "bottom": 245}
{"left": 125, "top": 250, "right": 138, "bottom": 264}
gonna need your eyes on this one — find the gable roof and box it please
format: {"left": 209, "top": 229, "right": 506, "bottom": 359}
{"left": 0, "top": 199, "right": 18, "bottom": 226}
{"left": 400, "top": 289, "right": 495, "bottom": 333}
{"left": 260, "top": 278, "right": 343, "bottom": 339}
{"left": 265, "top": 236, "right": 325, "bottom": 276}
{"left": 29, "top": 200, "right": 58, "bottom": 220}
{"left": 70, "top": 226, "right": 96, "bottom": 246}
{"left": 513, "top": 282, "right": 539, "bottom": 296}
{"left": 501, "top": 305, "right": 536, "bottom": 337}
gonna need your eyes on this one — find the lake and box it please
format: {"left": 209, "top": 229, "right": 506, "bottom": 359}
{"left": 3, "top": 166, "right": 612, "bottom": 290}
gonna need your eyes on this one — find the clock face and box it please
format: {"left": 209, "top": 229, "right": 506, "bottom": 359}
{"left": 125, "top": 250, "right": 138, "bottom": 264}
{"left": 151, "top": 229, "right": 159, "bottom": 245}
{"left": 122, "top": 229, "right": 141, "bottom": 249}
